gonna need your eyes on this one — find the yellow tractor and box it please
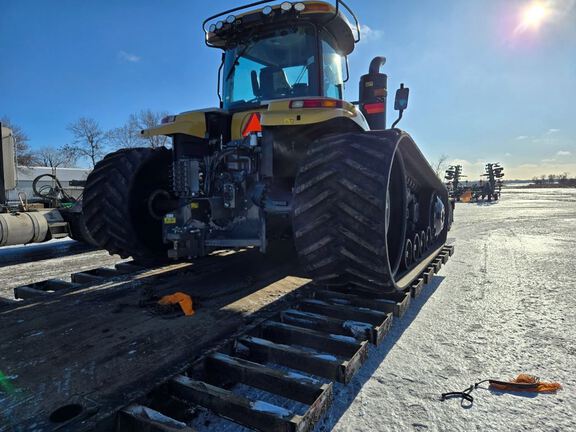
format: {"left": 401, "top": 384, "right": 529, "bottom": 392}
{"left": 83, "top": 0, "right": 451, "bottom": 292}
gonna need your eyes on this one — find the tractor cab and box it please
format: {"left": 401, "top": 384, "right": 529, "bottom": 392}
{"left": 204, "top": 1, "right": 359, "bottom": 111}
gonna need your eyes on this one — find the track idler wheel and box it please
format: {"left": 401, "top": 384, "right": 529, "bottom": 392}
{"left": 293, "top": 131, "right": 407, "bottom": 292}
{"left": 83, "top": 147, "right": 173, "bottom": 259}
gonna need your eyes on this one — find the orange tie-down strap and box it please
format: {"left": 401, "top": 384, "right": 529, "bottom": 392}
{"left": 158, "top": 292, "right": 195, "bottom": 316}
{"left": 488, "top": 374, "right": 562, "bottom": 393}
{"left": 441, "top": 374, "right": 562, "bottom": 406}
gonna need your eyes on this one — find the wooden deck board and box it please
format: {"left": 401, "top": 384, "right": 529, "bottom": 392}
{"left": 0, "top": 250, "right": 310, "bottom": 431}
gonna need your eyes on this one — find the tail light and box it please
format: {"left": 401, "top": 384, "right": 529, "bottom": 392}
{"left": 289, "top": 99, "right": 343, "bottom": 109}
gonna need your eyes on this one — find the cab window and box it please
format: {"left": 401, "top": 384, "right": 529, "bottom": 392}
{"left": 321, "top": 32, "right": 344, "bottom": 99}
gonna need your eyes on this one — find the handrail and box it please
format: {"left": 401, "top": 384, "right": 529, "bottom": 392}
{"left": 202, "top": 0, "right": 361, "bottom": 45}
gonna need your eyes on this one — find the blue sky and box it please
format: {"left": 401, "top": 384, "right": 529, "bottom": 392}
{"left": 1, "top": 0, "right": 575, "bottom": 179}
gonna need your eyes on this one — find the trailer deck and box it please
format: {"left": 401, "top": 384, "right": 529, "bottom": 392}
{"left": 0, "top": 250, "right": 309, "bottom": 431}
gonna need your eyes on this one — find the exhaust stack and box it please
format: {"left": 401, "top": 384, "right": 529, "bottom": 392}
{"left": 359, "top": 56, "right": 388, "bottom": 130}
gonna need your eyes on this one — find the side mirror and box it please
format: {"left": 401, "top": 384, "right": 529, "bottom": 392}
{"left": 391, "top": 83, "right": 410, "bottom": 128}
{"left": 394, "top": 83, "right": 409, "bottom": 111}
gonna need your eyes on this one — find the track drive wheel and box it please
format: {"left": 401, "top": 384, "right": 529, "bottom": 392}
{"left": 83, "top": 147, "right": 173, "bottom": 259}
{"left": 293, "top": 132, "right": 407, "bottom": 292}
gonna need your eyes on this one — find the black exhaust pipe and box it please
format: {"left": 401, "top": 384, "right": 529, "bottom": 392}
{"left": 359, "top": 56, "right": 388, "bottom": 130}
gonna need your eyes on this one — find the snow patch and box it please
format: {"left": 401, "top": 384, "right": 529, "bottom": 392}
{"left": 125, "top": 405, "right": 187, "bottom": 428}
{"left": 250, "top": 400, "right": 292, "bottom": 418}
{"left": 314, "top": 353, "right": 337, "bottom": 361}
{"left": 343, "top": 320, "right": 372, "bottom": 338}
{"left": 329, "top": 333, "right": 358, "bottom": 343}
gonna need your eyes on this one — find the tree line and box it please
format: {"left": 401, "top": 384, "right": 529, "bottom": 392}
{"left": 1, "top": 110, "right": 169, "bottom": 169}
{"left": 531, "top": 173, "right": 576, "bottom": 186}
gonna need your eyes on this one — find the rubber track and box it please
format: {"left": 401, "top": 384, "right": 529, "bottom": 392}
{"left": 83, "top": 147, "right": 169, "bottom": 259}
{"left": 293, "top": 132, "right": 398, "bottom": 291}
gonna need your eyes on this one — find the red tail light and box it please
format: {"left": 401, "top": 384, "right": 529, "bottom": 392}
{"left": 363, "top": 102, "right": 385, "bottom": 114}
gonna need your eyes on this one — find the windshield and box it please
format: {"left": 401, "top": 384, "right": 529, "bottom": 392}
{"left": 222, "top": 26, "right": 320, "bottom": 110}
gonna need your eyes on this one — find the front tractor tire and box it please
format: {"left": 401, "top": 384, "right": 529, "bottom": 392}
{"left": 293, "top": 132, "right": 408, "bottom": 292}
{"left": 83, "top": 147, "right": 172, "bottom": 260}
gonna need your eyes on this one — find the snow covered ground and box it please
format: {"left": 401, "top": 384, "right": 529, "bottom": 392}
{"left": 327, "top": 187, "right": 576, "bottom": 432}
{"left": 193, "top": 187, "right": 576, "bottom": 432}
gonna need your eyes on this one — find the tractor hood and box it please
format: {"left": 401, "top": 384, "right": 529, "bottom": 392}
{"left": 141, "top": 98, "right": 368, "bottom": 142}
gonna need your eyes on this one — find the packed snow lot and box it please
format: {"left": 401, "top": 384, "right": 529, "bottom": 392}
{"left": 1, "top": 188, "right": 574, "bottom": 431}
{"left": 193, "top": 188, "right": 576, "bottom": 432}
{"left": 327, "top": 187, "right": 576, "bottom": 432}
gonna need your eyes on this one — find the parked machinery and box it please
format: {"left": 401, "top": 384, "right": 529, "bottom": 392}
{"left": 83, "top": 0, "right": 452, "bottom": 293}
{"left": 473, "top": 163, "right": 504, "bottom": 202}
{"left": 0, "top": 123, "right": 95, "bottom": 247}
{"left": 445, "top": 164, "right": 469, "bottom": 201}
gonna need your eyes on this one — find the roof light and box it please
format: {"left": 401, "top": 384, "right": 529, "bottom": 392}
{"left": 208, "top": 23, "right": 216, "bottom": 32}
{"left": 294, "top": 2, "right": 306, "bottom": 11}
{"left": 289, "top": 99, "right": 343, "bottom": 109}
{"left": 215, "top": 20, "right": 224, "bottom": 30}
{"left": 262, "top": 6, "right": 273, "bottom": 15}
{"left": 242, "top": 113, "right": 262, "bottom": 137}
{"left": 226, "top": 15, "right": 236, "bottom": 24}
{"left": 303, "top": 2, "right": 333, "bottom": 12}
{"left": 280, "top": 2, "right": 293, "bottom": 11}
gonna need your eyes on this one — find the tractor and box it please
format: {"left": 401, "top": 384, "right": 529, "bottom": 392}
{"left": 83, "top": 0, "right": 451, "bottom": 293}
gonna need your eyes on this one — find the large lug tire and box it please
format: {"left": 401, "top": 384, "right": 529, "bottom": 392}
{"left": 292, "top": 132, "right": 407, "bottom": 292}
{"left": 83, "top": 147, "right": 173, "bottom": 260}
{"left": 64, "top": 208, "right": 98, "bottom": 246}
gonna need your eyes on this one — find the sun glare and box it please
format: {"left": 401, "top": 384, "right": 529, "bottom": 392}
{"left": 517, "top": 2, "right": 550, "bottom": 32}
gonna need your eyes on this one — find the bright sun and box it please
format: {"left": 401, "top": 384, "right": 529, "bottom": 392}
{"left": 518, "top": 2, "right": 550, "bottom": 32}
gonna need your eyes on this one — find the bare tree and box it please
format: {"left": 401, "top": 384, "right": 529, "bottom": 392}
{"left": 106, "top": 110, "right": 170, "bottom": 150}
{"left": 106, "top": 122, "right": 141, "bottom": 149}
{"left": 129, "top": 109, "right": 170, "bottom": 148}
{"left": 548, "top": 174, "right": 556, "bottom": 184}
{"left": 35, "top": 146, "right": 78, "bottom": 168}
{"left": 66, "top": 117, "right": 108, "bottom": 167}
{"left": 433, "top": 154, "right": 449, "bottom": 178}
{"left": 1, "top": 116, "right": 36, "bottom": 166}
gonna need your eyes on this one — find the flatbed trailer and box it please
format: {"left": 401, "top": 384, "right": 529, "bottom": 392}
{"left": 0, "top": 244, "right": 453, "bottom": 432}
